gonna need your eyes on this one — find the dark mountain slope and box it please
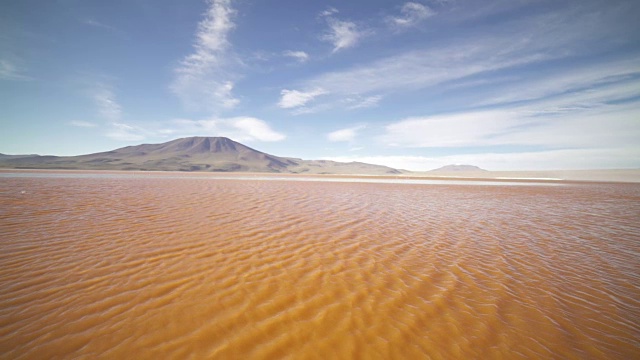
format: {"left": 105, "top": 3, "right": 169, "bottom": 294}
{"left": 0, "top": 137, "right": 401, "bottom": 175}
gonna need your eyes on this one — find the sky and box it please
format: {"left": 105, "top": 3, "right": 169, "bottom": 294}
{"left": 1, "top": 0, "right": 639, "bottom": 171}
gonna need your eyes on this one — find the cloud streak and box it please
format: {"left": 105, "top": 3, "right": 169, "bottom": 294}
{"left": 0, "top": 59, "right": 31, "bottom": 81}
{"left": 380, "top": 77, "right": 640, "bottom": 149}
{"left": 305, "top": 38, "right": 555, "bottom": 97}
{"left": 283, "top": 50, "right": 310, "bottom": 63}
{"left": 344, "top": 95, "right": 383, "bottom": 110}
{"left": 319, "top": 9, "right": 368, "bottom": 53}
{"left": 321, "top": 19, "right": 362, "bottom": 52}
{"left": 474, "top": 57, "right": 640, "bottom": 107}
{"left": 68, "top": 121, "right": 98, "bottom": 128}
{"left": 388, "top": 2, "right": 434, "bottom": 30}
{"left": 88, "top": 82, "right": 152, "bottom": 142}
{"left": 93, "top": 85, "right": 122, "bottom": 122}
{"left": 278, "top": 38, "right": 551, "bottom": 113}
{"left": 281, "top": 4, "right": 637, "bottom": 115}
{"left": 171, "top": 0, "right": 239, "bottom": 112}
{"left": 327, "top": 125, "right": 366, "bottom": 142}
{"left": 169, "top": 117, "right": 285, "bottom": 142}
{"left": 82, "top": 18, "right": 120, "bottom": 33}
{"left": 106, "top": 123, "right": 148, "bottom": 142}
{"left": 99, "top": 115, "right": 286, "bottom": 143}
{"left": 278, "top": 88, "right": 327, "bottom": 109}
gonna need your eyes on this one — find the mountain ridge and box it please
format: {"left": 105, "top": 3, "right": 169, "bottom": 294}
{"left": 429, "top": 164, "right": 487, "bottom": 172}
{"left": 0, "top": 137, "right": 403, "bottom": 175}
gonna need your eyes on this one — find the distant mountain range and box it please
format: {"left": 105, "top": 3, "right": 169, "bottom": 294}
{"left": 0, "top": 137, "right": 491, "bottom": 175}
{"left": 0, "top": 137, "right": 404, "bottom": 175}
{"left": 429, "top": 164, "right": 487, "bottom": 172}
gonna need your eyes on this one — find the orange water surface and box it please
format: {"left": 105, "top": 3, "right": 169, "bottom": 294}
{"left": 0, "top": 172, "right": 639, "bottom": 359}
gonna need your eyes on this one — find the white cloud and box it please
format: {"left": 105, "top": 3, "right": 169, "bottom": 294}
{"left": 382, "top": 110, "right": 521, "bottom": 147}
{"left": 93, "top": 86, "right": 122, "bottom": 121}
{"left": 278, "top": 88, "right": 326, "bottom": 109}
{"left": 229, "top": 117, "right": 286, "bottom": 141}
{"left": 327, "top": 125, "right": 366, "bottom": 142}
{"left": 0, "top": 59, "right": 30, "bottom": 81}
{"left": 278, "top": 91, "right": 381, "bottom": 114}
{"left": 291, "top": 103, "right": 334, "bottom": 116}
{"left": 319, "top": 8, "right": 368, "bottom": 53}
{"left": 171, "top": 0, "right": 239, "bottom": 111}
{"left": 380, "top": 77, "right": 640, "bottom": 149}
{"left": 319, "top": 7, "right": 339, "bottom": 17}
{"left": 106, "top": 123, "right": 146, "bottom": 141}
{"left": 322, "top": 19, "right": 362, "bottom": 52}
{"left": 87, "top": 82, "right": 152, "bottom": 142}
{"left": 68, "top": 120, "right": 98, "bottom": 128}
{"left": 347, "top": 62, "right": 640, "bottom": 171}
{"left": 167, "top": 116, "right": 285, "bottom": 142}
{"left": 304, "top": 39, "right": 555, "bottom": 97}
{"left": 345, "top": 95, "right": 383, "bottom": 109}
{"left": 283, "top": 50, "right": 310, "bottom": 63}
{"left": 388, "top": 2, "right": 434, "bottom": 29}
{"left": 290, "top": 5, "right": 632, "bottom": 108}
{"left": 82, "top": 19, "right": 118, "bottom": 32}
{"left": 475, "top": 57, "right": 640, "bottom": 107}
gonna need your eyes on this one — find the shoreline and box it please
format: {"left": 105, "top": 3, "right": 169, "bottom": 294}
{"left": 2, "top": 168, "right": 639, "bottom": 184}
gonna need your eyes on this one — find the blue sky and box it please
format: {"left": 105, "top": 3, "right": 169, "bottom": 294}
{"left": 1, "top": 0, "right": 639, "bottom": 170}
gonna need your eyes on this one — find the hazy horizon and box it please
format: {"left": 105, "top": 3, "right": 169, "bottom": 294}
{"left": 2, "top": 135, "right": 640, "bottom": 173}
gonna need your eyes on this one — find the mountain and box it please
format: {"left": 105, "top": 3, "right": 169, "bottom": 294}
{"left": 429, "top": 164, "right": 487, "bottom": 172}
{"left": 0, "top": 137, "right": 402, "bottom": 175}
{"left": 0, "top": 153, "right": 40, "bottom": 160}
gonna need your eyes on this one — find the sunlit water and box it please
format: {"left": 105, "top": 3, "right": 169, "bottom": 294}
{"left": 1, "top": 172, "right": 639, "bottom": 359}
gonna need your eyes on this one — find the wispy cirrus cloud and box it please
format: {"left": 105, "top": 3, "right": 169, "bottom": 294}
{"left": 92, "top": 85, "right": 122, "bottom": 122}
{"left": 283, "top": 50, "right": 310, "bottom": 63}
{"left": 388, "top": 2, "right": 435, "bottom": 30}
{"left": 319, "top": 7, "right": 338, "bottom": 17}
{"left": 322, "top": 19, "right": 363, "bottom": 52}
{"left": 68, "top": 120, "right": 98, "bottom": 128}
{"left": 171, "top": 0, "right": 239, "bottom": 112}
{"left": 363, "top": 59, "right": 640, "bottom": 170}
{"left": 319, "top": 8, "right": 369, "bottom": 53}
{"left": 277, "top": 88, "right": 327, "bottom": 109}
{"left": 474, "top": 57, "right": 640, "bottom": 107}
{"left": 106, "top": 122, "right": 147, "bottom": 141}
{"left": 83, "top": 112, "right": 285, "bottom": 143}
{"left": 82, "top": 18, "right": 118, "bottom": 32}
{"left": 88, "top": 82, "right": 150, "bottom": 141}
{"left": 327, "top": 125, "right": 366, "bottom": 142}
{"left": 168, "top": 116, "right": 285, "bottom": 142}
{"left": 304, "top": 39, "right": 554, "bottom": 97}
{"left": 380, "top": 77, "right": 640, "bottom": 149}
{"left": 344, "top": 95, "right": 383, "bottom": 110}
{"left": 382, "top": 110, "right": 519, "bottom": 148}
{"left": 277, "top": 39, "right": 551, "bottom": 113}
{"left": 282, "top": 3, "right": 636, "bottom": 114}
{"left": 0, "top": 59, "right": 31, "bottom": 81}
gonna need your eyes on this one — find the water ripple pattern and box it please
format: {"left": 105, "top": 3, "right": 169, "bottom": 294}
{"left": 1, "top": 174, "right": 639, "bottom": 359}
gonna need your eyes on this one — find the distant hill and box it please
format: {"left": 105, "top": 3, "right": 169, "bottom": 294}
{"left": 0, "top": 153, "right": 40, "bottom": 160}
{"left": 0, "top": 137, "right": 402, "bottom": 175}
{"left": 429, "top": 164, "right": 487, "bottom": 172}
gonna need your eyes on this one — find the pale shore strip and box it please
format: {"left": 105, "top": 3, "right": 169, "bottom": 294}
{"left": 415, "top": 169, "right": 640, "bottom": 183}
{"left": 2, "top": 168, "right": 639, "bottom": 184}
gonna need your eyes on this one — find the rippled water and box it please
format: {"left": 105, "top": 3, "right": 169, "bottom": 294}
{"left": 1, "top": 172, "right": 639, "bottom": 359}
